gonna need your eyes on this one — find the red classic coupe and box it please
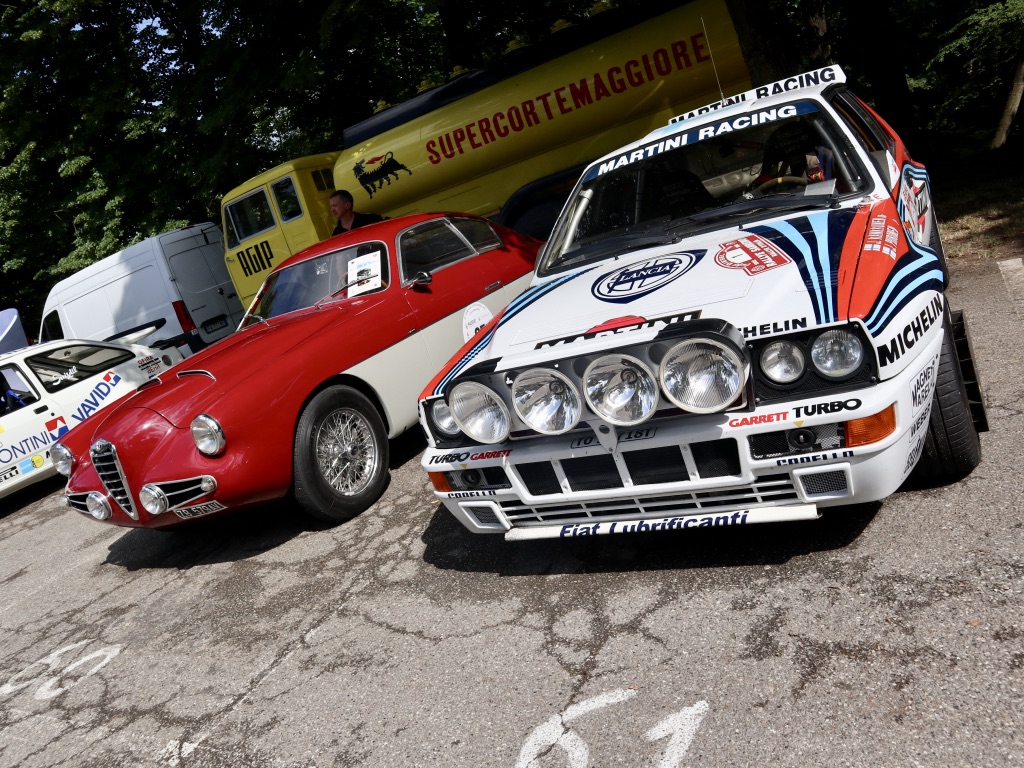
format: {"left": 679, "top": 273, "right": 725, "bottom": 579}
{"left": 52, "top": 214, "right": 539, "bottom": 527}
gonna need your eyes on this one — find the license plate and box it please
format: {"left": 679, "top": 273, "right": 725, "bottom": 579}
{"left": 174, "top": 500, "right": 227, "bottom": 519}
{"left": 203, "top": 318, "right": 228, "bottom": 334}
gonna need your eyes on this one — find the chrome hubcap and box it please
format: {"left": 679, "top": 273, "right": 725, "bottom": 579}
{"left": 314, "top": 408, "right": 377, "bottom": 495}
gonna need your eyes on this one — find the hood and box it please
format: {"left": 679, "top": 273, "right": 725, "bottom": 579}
{"left": 456, "top": 200, "right": 939, "bottom": 377}
{"left": 95, "top": 299, "right": 374, "bottom": 428}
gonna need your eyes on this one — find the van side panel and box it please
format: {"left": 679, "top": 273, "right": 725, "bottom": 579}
{"left": 63, "top": 262, "right": 177, "bottom": 342}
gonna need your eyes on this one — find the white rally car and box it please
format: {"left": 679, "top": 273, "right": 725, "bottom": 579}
{"left": 417, "top": 65, "right": 988, "bottom": 541}
{"left": 0, "top": 338, "right": 182, "bottom": 502}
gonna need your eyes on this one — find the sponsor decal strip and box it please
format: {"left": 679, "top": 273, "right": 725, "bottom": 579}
{"left": 504, "top": 504, "right": 820, "bottom": 540}
{"left": 431, "top": 269, "right": 594, "bottom": 395}
{"left": 863, "top": 238, "right": 943, "bottom": 335}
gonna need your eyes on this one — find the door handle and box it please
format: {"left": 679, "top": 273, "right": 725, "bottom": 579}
{"left": 484, "top": 281, "right": 502, "bottom": 292}
{"left": 34, "top": 405, "right": 48, "bottom": 414}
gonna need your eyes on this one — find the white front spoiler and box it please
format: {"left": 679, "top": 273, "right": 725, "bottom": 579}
{"left": 504, "top": 504, "right": 820, "bottom": 541}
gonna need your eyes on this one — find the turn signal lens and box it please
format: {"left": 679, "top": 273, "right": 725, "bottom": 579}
{"left": 844, "top": 404, "right": 897, "bottom": 447}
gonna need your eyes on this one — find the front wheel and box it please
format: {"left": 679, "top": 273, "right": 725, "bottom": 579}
{"left": 910, "top": 309, "right": 981, "bottom": 484}
{"left": 293, "top": 385, "right": 389, "bottom": 523}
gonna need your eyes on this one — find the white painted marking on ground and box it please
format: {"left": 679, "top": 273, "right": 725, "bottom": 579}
{"left": 997, "top": 258, "right": 1024, "bottom": 320}
{"left": 645, "top": 700, "right": 710, "bottom": 768}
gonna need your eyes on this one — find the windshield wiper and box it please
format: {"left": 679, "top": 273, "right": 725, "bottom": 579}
{"left": 314, "top": 275, "right": 374, "bottom": 309}
{"left": 668, "top": 190, "right": 840, "bottom": 230}
{"left": 554, "top": 230, "right": 675, "bottom": 270}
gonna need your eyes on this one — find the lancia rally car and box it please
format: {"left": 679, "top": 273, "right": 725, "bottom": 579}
{"left": 417, "top": 65, "right": 988, "bottom": 541}
{"left": 1, "top": 338, "right": 182, "bottom": 502}
{"left": 53, "top": 214, "right": 539, "bottom": 528}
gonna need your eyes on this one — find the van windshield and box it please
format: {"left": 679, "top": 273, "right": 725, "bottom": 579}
{"left": 241, "top": 242, "right": 390, "bottom": 326}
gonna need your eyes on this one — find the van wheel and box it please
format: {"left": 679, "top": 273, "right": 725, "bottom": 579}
{"left": 293, "top": 386, "right": 389, "bottom": 523}
{"left": 909, "top": 309, "right": 981, "bottom": 485}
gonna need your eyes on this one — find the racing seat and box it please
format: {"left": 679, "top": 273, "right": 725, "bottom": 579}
{"left": 758, "top": 120, "right": 834, "bottom": 183}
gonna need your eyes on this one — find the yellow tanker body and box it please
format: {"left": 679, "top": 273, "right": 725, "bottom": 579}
{"left": 337, "top": 0, "right": 748, "bottom": 227}
{"left": 221, "top": 0, "right": 750, "bottom": 306}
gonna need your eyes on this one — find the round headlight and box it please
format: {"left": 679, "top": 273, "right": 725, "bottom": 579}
{"left": 584, "top": 354, "right": 658, "bottom": 426}
{"left": 512, "top": 368, "right": 582, "bottom": 435}
{"left": 449, "top": 382, "right": 510, "bottom": 444}
{"left": 760, "top": 341, "right": 806, "bottom": 384}
{"left": 85, "top": 491, "right": 111, "bottom": 521}
{"left": 430, "top": 398, "right": 461, "bottom": 438}
{"left": 51, "top": 442, "right": 75, "bottom": 476}
{"left": 191, "top": 414, "right": 226, "bottom": 456}
{"left": 811, "top": 329, "right": 863, "bottom": 378}
{"left": 139, "top": 484, "right": 169, "bottom": 516}
{"left": 660, "top": 338, "right": 746, "bottom": 413}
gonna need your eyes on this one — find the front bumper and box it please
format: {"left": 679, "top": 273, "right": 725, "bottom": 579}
{"left": 422, "top": 333, "right": 942, "bottom": 540}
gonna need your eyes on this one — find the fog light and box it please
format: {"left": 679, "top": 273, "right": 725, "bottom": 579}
{"left": 139, "top": 484, "right": 169, "bottom": 515}
{"left": 461, "top": 468, "right": 482, "bottom": 488}
{"left": 86, "top": 492, "right": 111, "bottom": 520}
{"left": 200, "top": 476, "right": 217, "bottom": 493}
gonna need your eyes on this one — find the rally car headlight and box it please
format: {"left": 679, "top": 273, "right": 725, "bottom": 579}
{"left": 760, "top": 341, "right": 806, "bottom": 384}
{"left": 811, "top": 329, "right": 863, "bottom": 378}
{"left": 450, "top": 382, "right": 510, "bottom": 444}
{"left": 512, "top": 368, "right": 581, "bottom": 435}
{"left": 430, "top": 399, "right": 461, "bottom": 438}
{"left": 191, "top": 414, "right": 226, "bottom": 456}
{"left": 139, "top": 484, "right": 169, "bottom": 516}
{"left": 660, "top": 338, "right": 745, "bottom": 413}
{"left": 584, "top": 354, "right": 658, "bottom": 426}
{"left": 51, "top": 442, "right": 75, "bottom": 476}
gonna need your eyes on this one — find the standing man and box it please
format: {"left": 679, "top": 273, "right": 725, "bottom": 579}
{"left": 329, "top": 190, "right": 385, "bottom": 236}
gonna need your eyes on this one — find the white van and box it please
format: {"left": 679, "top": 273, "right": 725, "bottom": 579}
{"left": 39, "top": 223, "right": 245, "bottom": 356}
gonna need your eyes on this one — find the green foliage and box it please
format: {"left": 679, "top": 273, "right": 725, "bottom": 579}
{"left": 0, "top": 0, "right": 1020, "bottom": 335}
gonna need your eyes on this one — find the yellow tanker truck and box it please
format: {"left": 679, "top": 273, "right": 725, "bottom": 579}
{"left": 220, "top": 0, "right": 751, "bottom": 306}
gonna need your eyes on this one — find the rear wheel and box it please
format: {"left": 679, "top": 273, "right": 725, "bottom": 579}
{"left": 293, "top": 385, "right": 389, "bottom": 523}
{"left": 910, "top": 309, "right": 981, "bottom": 484}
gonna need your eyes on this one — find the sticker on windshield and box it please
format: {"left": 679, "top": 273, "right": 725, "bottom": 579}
{"left": 347, "top": 251, "right": 383, "bottom": 296}
{"left": 591, "top": 252, "right": 705, "bottom": 304}
{"left": 714, "top": 236, "right": 791, "bottom": 275}
{"left": 462, "top": 302, "right": 493, "bottom": 342}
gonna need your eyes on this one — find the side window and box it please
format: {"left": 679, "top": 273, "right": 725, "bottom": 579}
{"left": 40, "top": 311, "right": 65, "bottom": 342}
{"left": 830, "top": 93, "right": 895, "bottom": 155}
{"left": 26, "top": 344, "right": 133, "bottom": 394}
{"left": 399, "top": 220, "right": 474, "bottom": 280}
{"left": 0, "top": 364, "right": 40, "bottom": 414}
{"left": 310, "top": 168, "right": 335, "bottom": 192}
{"left": 225, "top": 190, "right": 276, "bottom": 249}
{"left": 271, "top": 177, "right": 303, "bottom": 222}
{"left": 450, "top": 218, "right": 503, "bottom": 253}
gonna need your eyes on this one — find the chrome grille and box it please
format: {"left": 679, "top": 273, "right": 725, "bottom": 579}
{"left": 89, "top": 440, "right": 137, "bottom": 519}
{"left": 500, "top": 474, "right": 799, "bottom": 526}
{"left": 151, "top": 476, "right": 217, "bottom": 510}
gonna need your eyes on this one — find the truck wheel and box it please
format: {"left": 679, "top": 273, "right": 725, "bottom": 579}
{"left": 293, "top": 385, "right": 389, "bottom": 523}
{"left": 910, "top": 309, "right": 981, "bottom": 484}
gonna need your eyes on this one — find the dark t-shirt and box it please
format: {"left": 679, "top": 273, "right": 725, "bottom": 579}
{"left": 332, "top": 211, "right": 385, "bottom": 236}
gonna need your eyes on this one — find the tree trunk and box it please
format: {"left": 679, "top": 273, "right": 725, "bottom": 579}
{"left": 991, "top": 55, "right": 1024, "bottom": 150}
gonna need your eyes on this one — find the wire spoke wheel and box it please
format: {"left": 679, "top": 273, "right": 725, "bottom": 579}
{"left": 314, "top": 407, "right": 378, "bottom": 495}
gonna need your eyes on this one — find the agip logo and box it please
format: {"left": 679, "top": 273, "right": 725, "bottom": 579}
{"left": 352, "top": 151, "right": 412, "bottom": 199}
{"left": 591, "top": 252, "right": 704, "bottom": 304}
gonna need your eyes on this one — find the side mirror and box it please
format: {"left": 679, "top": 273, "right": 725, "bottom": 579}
{"left": 411, "top": 270, "right": 432, "bottom": 286}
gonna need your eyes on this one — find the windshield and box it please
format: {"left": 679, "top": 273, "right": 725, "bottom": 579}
{"left": 242, "top": 242, "right": 389, "bottom": 325}
{"left": 539, "top": 101, "right": 867, "bottom": 275}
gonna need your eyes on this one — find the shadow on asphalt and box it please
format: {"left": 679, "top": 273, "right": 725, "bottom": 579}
{"left": 0, "top": 474, "right": 66, "bottom": 522}
{"left": 101, "top": 428, "right": 428, "bottom": 571}
{"left": 420, "top": 501, "right": 881, "bottom": 576}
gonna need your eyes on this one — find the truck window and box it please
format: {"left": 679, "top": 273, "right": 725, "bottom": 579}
{"left": 271, "top": 177, "right": 303, "bottom": 221}
{"left": 225, "top": 190, "right": 276, "bottom": 249}
{"left": 40, "top": 311, "right": 65, "bottom": 342}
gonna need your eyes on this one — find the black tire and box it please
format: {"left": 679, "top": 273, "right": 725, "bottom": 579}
{"left": 930, "top": 223, "right": 950, "bottom": 287}
{"left": 293, "top": 385, "right": 389, "bottom": 523}
{"left": 910, "top": 309, "right": 981, "bottom": 484}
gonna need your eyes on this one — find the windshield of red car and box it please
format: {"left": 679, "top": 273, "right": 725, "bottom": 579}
{"left": 242, "top": 241, "right": 390, "bottom": 324}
